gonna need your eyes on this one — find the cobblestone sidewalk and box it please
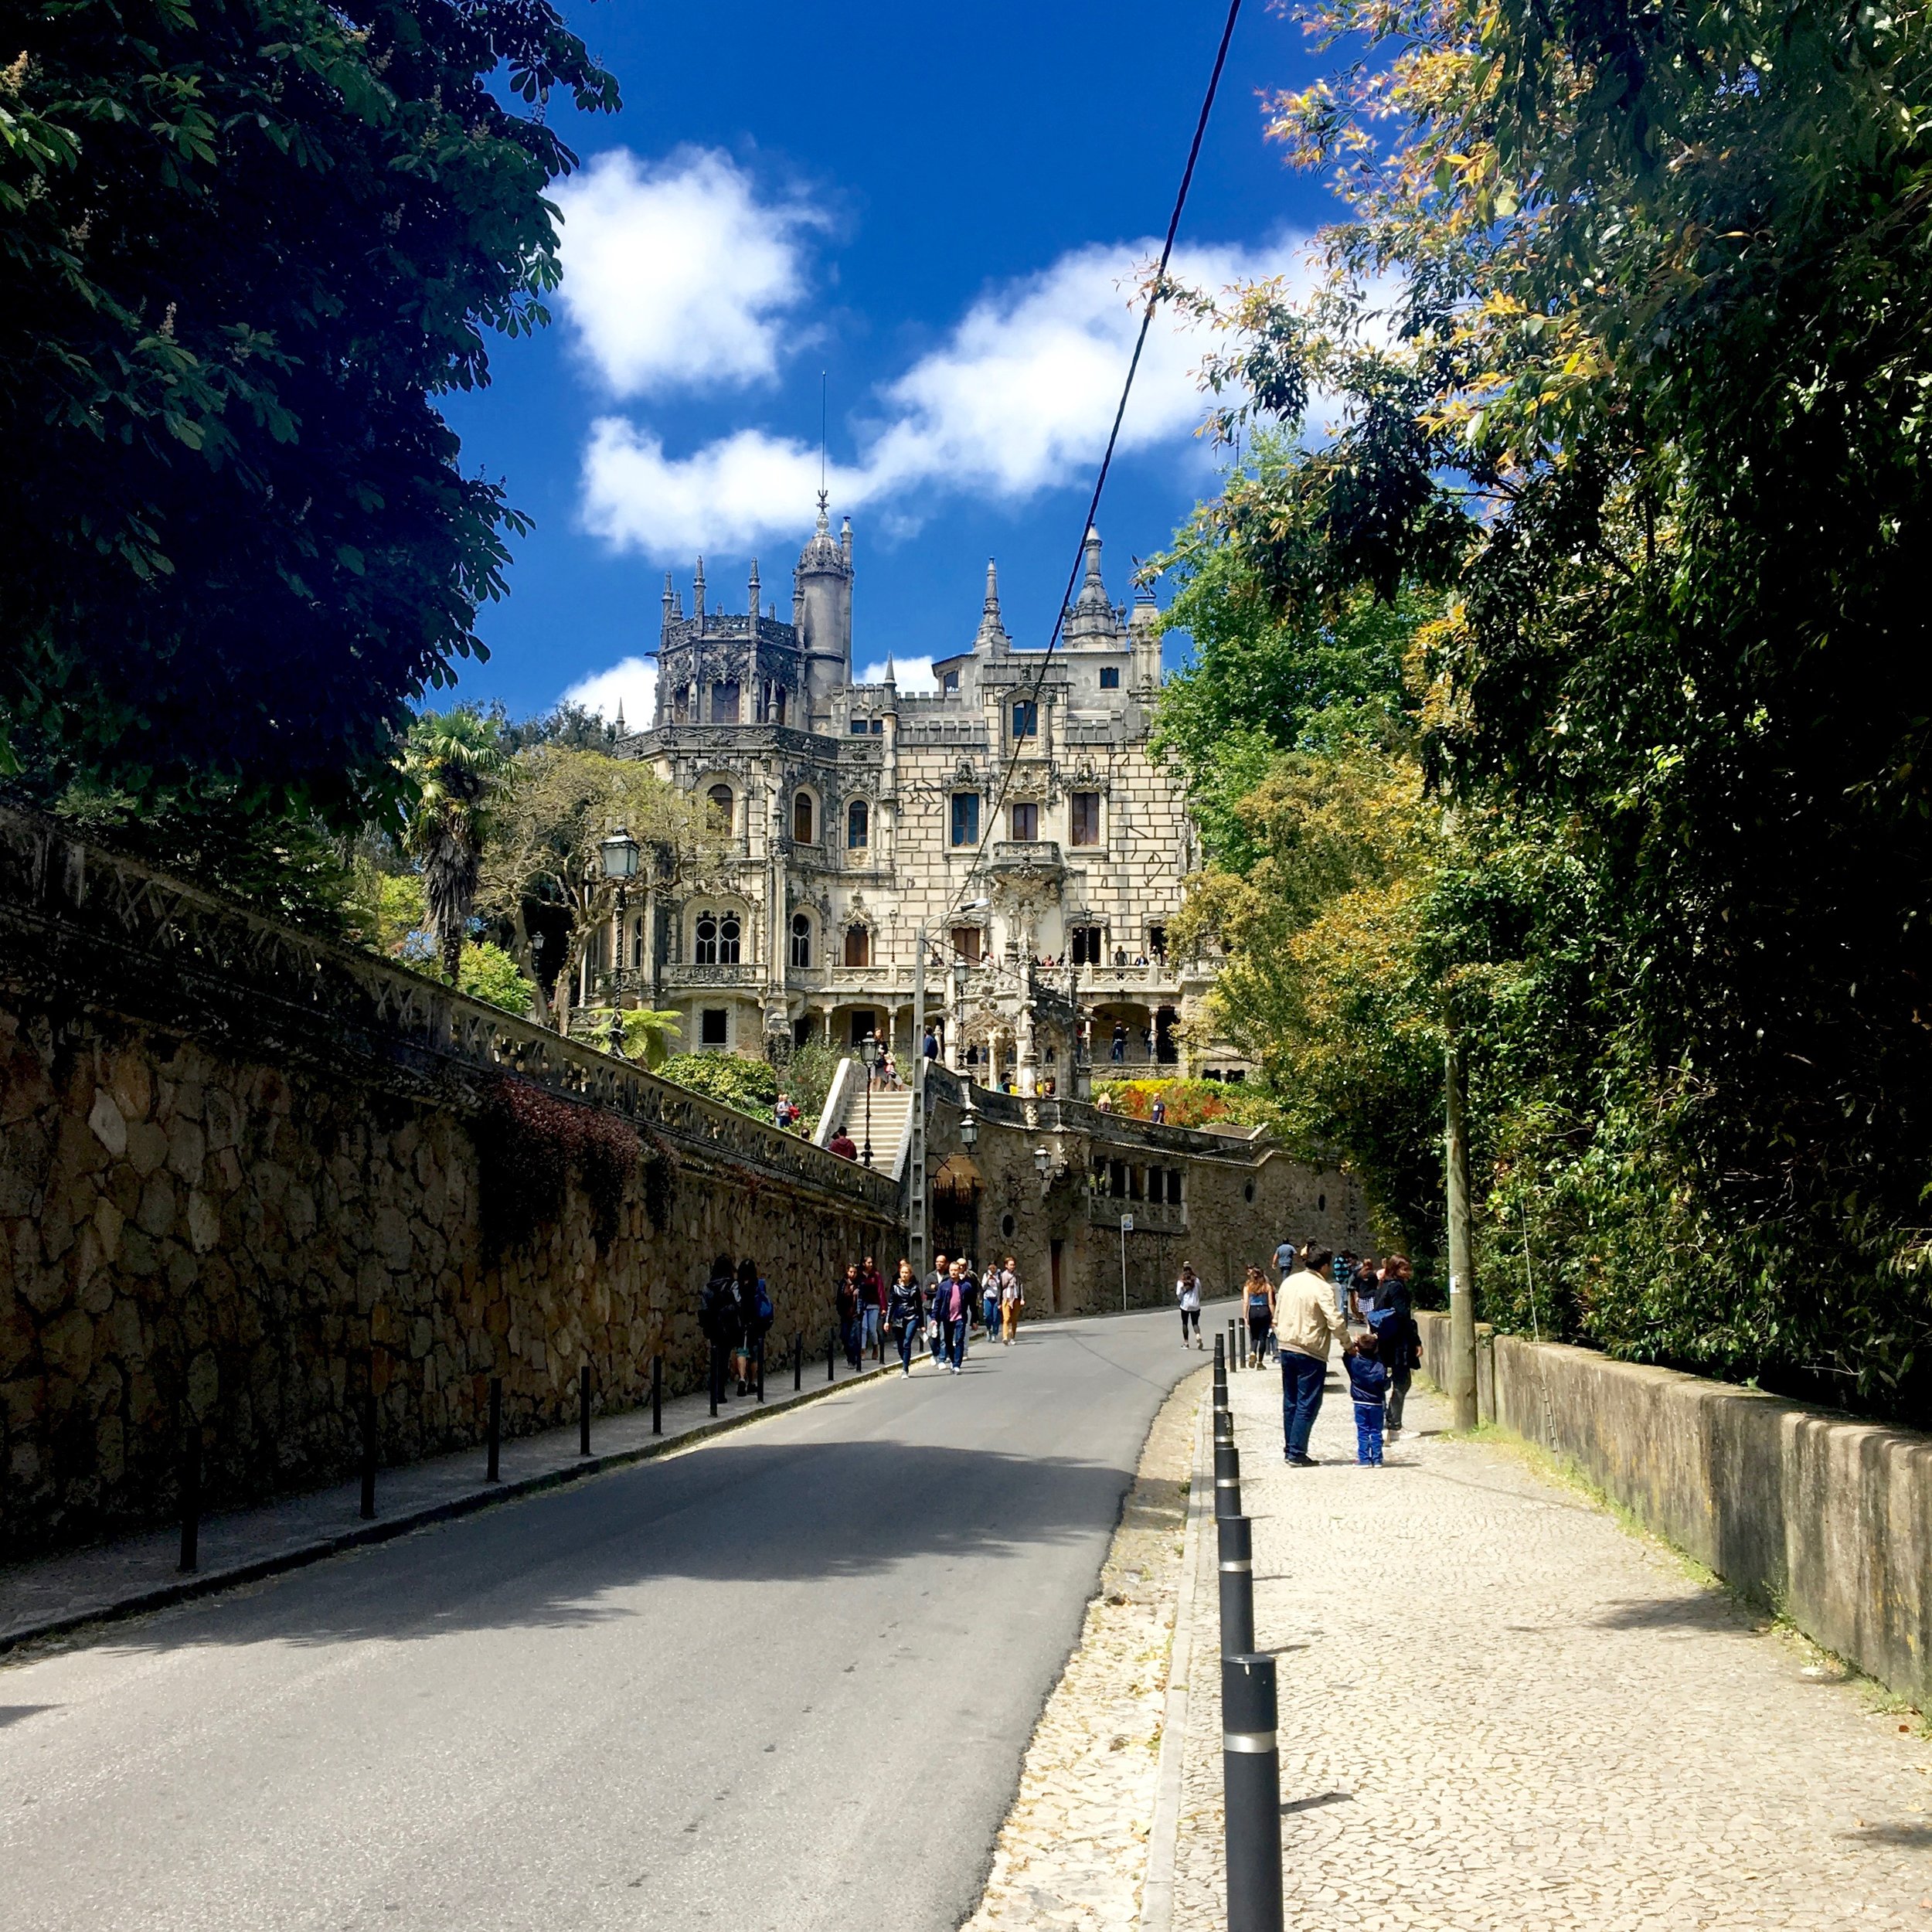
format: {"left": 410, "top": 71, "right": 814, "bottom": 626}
{"left": 1169, "top": 1363, "right": 1932, "bottom": 1930}
{"left": 959, "top": 1360, "right": 1209, "bottom": 1931}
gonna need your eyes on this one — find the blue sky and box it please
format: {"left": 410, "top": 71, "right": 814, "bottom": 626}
{"left": 443, "top": 1, "right": 1337, "bottom": 721}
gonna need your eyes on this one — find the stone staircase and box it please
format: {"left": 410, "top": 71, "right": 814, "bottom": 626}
{"left": 821, "top": 1069, "right": 914, "bottom": 1179}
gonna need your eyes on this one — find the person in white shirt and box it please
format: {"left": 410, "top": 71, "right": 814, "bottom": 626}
{"left": 1175, "top": 1265, "right": 1203, "bottom": 1348}
{"left": 1277, "top": 1247, "right": 1350, "bottom": 1465}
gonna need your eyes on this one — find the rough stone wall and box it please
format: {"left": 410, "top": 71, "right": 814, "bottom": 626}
{"left": 0, "top": 1002, "right": 898, "bottom": 1559}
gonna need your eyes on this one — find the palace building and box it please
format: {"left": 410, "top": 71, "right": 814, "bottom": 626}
{"left": 604, "top": 499, "right": 1234, "bottom": 1094}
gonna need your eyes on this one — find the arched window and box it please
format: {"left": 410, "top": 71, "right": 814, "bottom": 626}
{"left": 844, "top": 924, "right": 870, "bottom": 968}
{"left": 794, "top": 793, "right": 815, "bottom": 843}
{"left": 706, "top": 784, "right": 734, "bottom": 832}
{"left": 847, "top": 799, "right": 869, "bottom": 849}
{"left": 719, "top": 914, "right": 742, "bottom": 964}
{"left": 790, "top": 913, "right": 812, "bottom": 969}
{"left": 694, "top": 914, "right": 718, "bottom": 965}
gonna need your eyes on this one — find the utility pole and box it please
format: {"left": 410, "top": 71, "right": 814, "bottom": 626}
{"left": 1445, "top": 1037, "right": 1478, "bottom": 1429}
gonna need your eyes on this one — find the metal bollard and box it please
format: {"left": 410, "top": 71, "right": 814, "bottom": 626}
{"left": 1217, "top": 1514, "right": 1255, "bottom": 1655}
{"left": 1222, "top": 1653, "right": 1284, "bottom": 1932}
{"left": 1215, "top": 1436, "right": 1242, "bottom": 1520}
{"left": 651, "top": 1353, "right": 663, "bottom": 1436}
{"left": 359, "top": 1389, "right": 377, "bottom": 1521}
{"left": 827, "top": 1325, "right": 836, "bottom": 1382}
{"left": 579, "top": 1363, "right": 592, "bottom": 1458}
{"left": 486, "top": 1377, "right": 502, "bottom": 1482}
{"left": 178, "top": 1430, "right": 201, "bottom": 1574}
{"left": 709, "top": 1341, "right": 720, "bottom": 1418}
{"left": 756, "top": 1334, "right": 766, "bottom": 1403}
{"left": 793, "top": 1330, "right": 803, "bottom": 1391}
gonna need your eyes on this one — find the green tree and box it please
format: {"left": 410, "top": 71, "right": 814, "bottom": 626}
{"left": 401, "top": 708, "right": 507, "bottom": 985}
{"left": 0, "top": 0, "right": 617, "bottom": 821}
{"left": 456, "top": 940, "right": 534, "bottom": 1016}
{"left": 617, "top": 1007, "right": 683, "bottom": 1072}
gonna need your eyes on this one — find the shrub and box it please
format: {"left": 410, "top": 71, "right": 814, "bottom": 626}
{"left": 471, "top": 1073, "right": 641, "bottom": 1254}
{"left": 656, "top": 1053, "right": 781, "bottom": 1121}
{"left": 1093, "top": 1078, "right": 1270, "bottom": 1130}
{"left": 458, "top": 942, "right": 536, "bottom": 1016}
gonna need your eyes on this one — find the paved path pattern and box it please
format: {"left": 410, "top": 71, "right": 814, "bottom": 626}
{"left": 1171, "top": 1365, "right": 1932, "bottom": 1931}
{"left": 961, "top": 1362, "right": 1204, "bottom": 1932}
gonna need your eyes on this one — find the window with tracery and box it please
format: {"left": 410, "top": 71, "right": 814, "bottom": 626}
{"left": 790, "top": 913, "right": 812, "bottom": 969}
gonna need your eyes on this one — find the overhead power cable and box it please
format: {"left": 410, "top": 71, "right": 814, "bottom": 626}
{"left": 944, "top": 0, "right": 1246, "bottom": 940}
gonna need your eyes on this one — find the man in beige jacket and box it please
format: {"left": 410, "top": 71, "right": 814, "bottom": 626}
{"left": 1277, "top": 1247, "right": 1349, "bottom": 1464}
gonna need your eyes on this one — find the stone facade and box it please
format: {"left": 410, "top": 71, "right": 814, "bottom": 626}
{"left": 919, "top": 1068, "right": 1371, "bottom": 1316}
{"left": 597, "top": 506, "right": 1241, "bottom": 1090}
{"left": 0, "top": 806, "right": 897, "bottom": 1559}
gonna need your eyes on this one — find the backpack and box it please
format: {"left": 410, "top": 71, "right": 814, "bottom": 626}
{"left": 755, "top": 1281, "right": 774, "bottom": 1328}
{"left": 699, "top": 1276, "right": 736, "bottom": 1343}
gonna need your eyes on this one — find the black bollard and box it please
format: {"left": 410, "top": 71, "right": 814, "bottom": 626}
{"left": 827, "top": 1325, "right": 835, "bottom": 1383}
{"left": 756, "top": 1333, "right": 766, "bottom": 1403}
{"left": 793, "top": 1330, "right": 803, "bottom": 1392}
{"left": 359, "top": 1389, "right": 377, "bottom": 1521}
{"left": 178, "top": 1430, "right": 201, "bottom": 1574}
{"left": 579, "top": 1363, "right": 592, "bottom": 1458}
{"left": 651, "top": 1353, "right": 663, "bottom": 1436}
{"left": 1217, "top": 1514, "right": 1256, "bottom": 1655}
{"left": 485, "top": 1377, "right": 502, "bottom": 1482}
{"left": 1222, "top": 1653, "right": 1284, "bottom": 1932}
{"left": 1215, "top": 1436, "right": 1243, "bottom": 1520}
{"left": 709, "top": 1341, "right": 720, "bottom": 1418}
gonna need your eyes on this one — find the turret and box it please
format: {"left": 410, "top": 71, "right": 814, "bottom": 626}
{"left": 794, "top": 494, "right": 853, "bottom": 718}
{"left": 1130, "top": 580, "right": 1162, "bottom": 689}
{"left": 1063, "top": 527, "right": 1122, "bottom": 646}
{"left": 975, "top": 558, "right": 1010, "bottom": 655}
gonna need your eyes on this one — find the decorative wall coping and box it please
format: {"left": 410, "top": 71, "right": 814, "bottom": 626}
{"left": 0, "top": 804, "right": 900, "bottom": 1216}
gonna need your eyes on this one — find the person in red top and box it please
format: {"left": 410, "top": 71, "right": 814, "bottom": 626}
{"left": 828, "top": 1127, "right": 857, "bottom": 1159}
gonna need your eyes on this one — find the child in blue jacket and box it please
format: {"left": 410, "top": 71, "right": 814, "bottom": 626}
{"left": 1345, "top": 1332, "right": 1389, "bottom": 1466}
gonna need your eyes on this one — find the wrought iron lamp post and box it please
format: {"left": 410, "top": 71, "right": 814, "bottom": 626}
{"left": 597, "top": 826, "right": 641, "bottom": 1015}
{"left": 860, "top": 1031, "right": 878, "bottom": 1166}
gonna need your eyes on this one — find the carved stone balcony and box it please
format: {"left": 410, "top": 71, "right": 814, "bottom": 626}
{"left": 985, "top": 839, "right": 1065, "bottom": 883}
{"left": 661, "top": 961, "right": 763, "bottom": 989}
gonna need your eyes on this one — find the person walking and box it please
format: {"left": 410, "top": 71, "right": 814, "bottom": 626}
{"left": 1111, "top": 1021, "right": 1126, "bottom": 1063}
{"left": 999, "top": 1256, "right": 1023, "bottom": 1343}
{"left": 1349, "top": 1257, "right": 1387, "bottom": 1326}
{"left": 887, "top": 1260, "right": 923, "bottom": 1376}
{"left": 937, "top": 1260, "right": 971, "bottom": 1373}
{"left": 1175, "top": 1264, "right": 1203, "bottom": 1348}
{"left": 979, "top": 1261, "right": 1001, "bottom": 1341}
{"left": 1243, "top": 1265, "right": 1275, "bottom": 1369}
{"left": 1369, "top": 1274, "right": 1421, "bottom": 1439}
{"left": 698, "top": 1254, "right": 741, "bottom": 1405}
{"left": 859, "top": 1253, "right": 886, "bottom": 1359}
{"left": 836, "top": 1264, "right": 864, "bottom": 1370}
{"left": 1345, "top": 1331, "right": 1389, "bottom": 1465}
{"left": 1277, "top": 1246, "right": 1349, "bottom": 1465}
{"left": 733, "top": 1257, "right": 771, "bottom": 1395}
{"left": 926, "top": 1252, "right": 951, "bottom": 1366}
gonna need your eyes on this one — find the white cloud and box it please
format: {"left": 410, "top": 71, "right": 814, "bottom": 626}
{"left": 554, "top": 148, "right": 824, "bottom": 397}
{"left": 562, "top": 655, "right": 657, "bottom": 724}
{"left": 855, "top": 655, "right": 938, "bottom": 693}
{"left": 579, "top": 227, "right": 1313, "bottom": 559}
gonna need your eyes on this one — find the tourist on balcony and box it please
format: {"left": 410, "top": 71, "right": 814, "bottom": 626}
{"left": 1151, "top": 1096, "right": 1167, "bottom": 1125}
{"left": 1175, "top": 1264, "right": 1203, "bottom": 1348}
{"left": 888, "top": 1261, "right": 923, "bottom": 1376}
{"left": 1111, "top": 1022, "right": 1126, "bottom": 1063}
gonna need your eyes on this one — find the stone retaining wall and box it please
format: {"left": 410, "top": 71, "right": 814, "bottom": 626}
{"left": 1417, "top": 1311, "right": 1932, "bottom": 1707}
{"left": 0, "top": 806, "right": 900, "bottom": 1560}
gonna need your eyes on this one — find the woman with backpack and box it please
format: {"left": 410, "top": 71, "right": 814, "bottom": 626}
{"left": 1243, "top": 1264, "right": 1276, "bottom": 1369}
{"left": 734, "top": 1257, "right": 772, "bottom": 1396}
{"left": 698, "top": 1254, "right": 742, "bottom": 1404}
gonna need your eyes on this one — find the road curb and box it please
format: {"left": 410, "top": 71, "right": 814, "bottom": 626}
{"left": 1139, "top": 1380, "right": 1213, "bottom": 1932}
{"left": 0, "top": 1355, "right": 901, "bottom": 1656}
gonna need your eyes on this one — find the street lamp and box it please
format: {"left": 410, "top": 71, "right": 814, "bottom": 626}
{"left": 860, "top": 1031, "right": 878, "bottom": 1166}
{"left": 958, "top": 1093, "right": 979, "bottom": 1150}
{"left": 598, "top": 826, "right": 641, "bottom": 1008}
{"left": 910, "top": 898, "right": 990, "bottom": 1285}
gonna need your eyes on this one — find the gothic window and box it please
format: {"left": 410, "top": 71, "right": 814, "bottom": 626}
{"left": 1012, "top": 699, "right": 1038, "bottom": 740}
{"left": 951, "top": 793, "right": 980, "bottom": 847}
{"left": 951, "top": 925, "right": 982, "bottom": 964}
{"left": 694, "top": 915, "right": 718, "bottom": 965}
{"left": 1099, "top": 667, "right": 1121, "bottom": 690}
{"left": 775, "top": 686, "right": 789, "bottom": 726}
{"left": 719, "top": 914, "right": 742, "bottom": 964}
{"left": 706, "top": 784, "right": 734, "bottom": 832}
{"left": 672, "top": 686, "right": 690, "bottom": 722}
{"left": 1149, "top": 923, "right": 1168, "bottom": 958}
{"left": 790, "top": 913, "right": 812, "bottom": 969}
{"left": 1071, "top": 927, "right": 1103, "bottom": 966}
{"left": 1070, "top": 792, "right": 1100, "bottom": 846}
{"left": 1010, "top": 801, "right": 1038, "bottom": 842}
{"left": 844, "top": 924, "right": 870, "bottom": 969}
{"left": 848, "top": 800, "right": 869, "bottom": 849}
{"left": 850, "top": 719, "right": 871, "bottom": 735}
{"left": 711, "top": 682, "right": 740, "bottom": 724}
{"left": 794, "top": 792, "right": 815, "bottom": 843}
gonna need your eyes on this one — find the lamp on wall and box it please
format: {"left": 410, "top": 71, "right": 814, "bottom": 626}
{"left": 958, "top": 1095, "right": 979, "bottom": 1150}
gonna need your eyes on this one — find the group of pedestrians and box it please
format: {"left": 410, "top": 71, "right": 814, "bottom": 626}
{"left": 884, "top": 1252, "right": 1024, "bottom": 1376}
{"left": 697, "top": 1253, "right": 776, "bottom": 1399}
{"left": 1182, "top": 1243, "right": 1422, "bottom": 1468}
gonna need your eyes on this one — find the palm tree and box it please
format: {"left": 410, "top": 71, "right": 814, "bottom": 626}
{"left": 618, "top": 1008, "right": 684, "bottom": 1070}
{"left": 401, "top": 709, "right": 507, "bottom": 986}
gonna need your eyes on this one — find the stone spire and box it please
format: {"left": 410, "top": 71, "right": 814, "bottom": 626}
{"left": 975, "top": 557, "right": 1010, "bottom": 653}
{"left": 747, "top": 556, "right": 761, "bottom": 617}
{"left": 1063, "top": 527, "right": 1120, "bottom": 645}
{"left": 693, "top": 556, "right": 706, "bottom": 634}
{"left": 883, "top": 654, "right": 897, "bottom": 689}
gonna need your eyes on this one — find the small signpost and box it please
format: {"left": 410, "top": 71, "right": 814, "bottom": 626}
{"left": 1120, "top": 1213, "right": 1134, "bottom": 1312}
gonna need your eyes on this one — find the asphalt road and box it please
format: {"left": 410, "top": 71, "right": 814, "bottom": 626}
{"left": 0, "top": 1301, "right": 1225, "bottom": 1932}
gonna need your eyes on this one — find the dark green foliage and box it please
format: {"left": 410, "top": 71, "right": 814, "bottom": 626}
{"left": 471, "top": 1073, "right": 641, "bottom": 1257}
{"left": 0, "top": 0, "right": 617, "bottom": 825}
{"left": 655, "top": 1053, "right": 781, "bottom": 1122}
